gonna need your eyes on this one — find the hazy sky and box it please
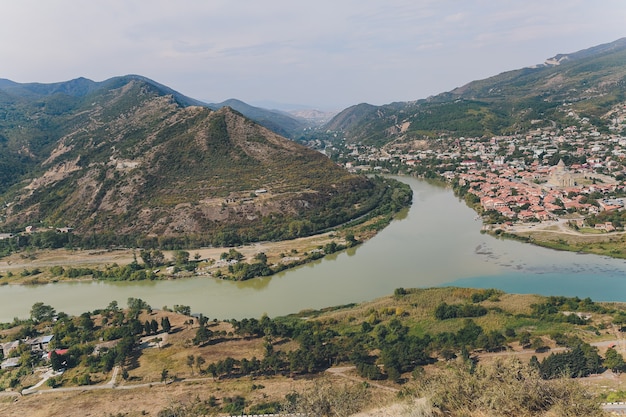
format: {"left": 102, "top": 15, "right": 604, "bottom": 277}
{"left": 2, "top": 1, "right": 625, "bottom": 110}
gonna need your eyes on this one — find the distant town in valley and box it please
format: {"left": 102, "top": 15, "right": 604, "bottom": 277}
{"left": 314, "top": 101, "right": 626, "bottom": 238}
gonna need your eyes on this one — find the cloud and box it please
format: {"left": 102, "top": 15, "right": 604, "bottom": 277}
{"left": 0, "top": 0, "right": 624, "bottom": 108}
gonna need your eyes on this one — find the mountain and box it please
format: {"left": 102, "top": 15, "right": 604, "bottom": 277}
{"left": 0, "top": 75, "right": 206, "bottom": 106}
{"left": 207, "top": 98, "right": 308, "bottom": 138}
{"left": 325, "top": 38, "right": 626, "bottom": 146}
{"left": 0, "top": 76, "right": 400, "bottom": 246}
{"left": 286, "top": 108, "right": 338, "bottom": 125}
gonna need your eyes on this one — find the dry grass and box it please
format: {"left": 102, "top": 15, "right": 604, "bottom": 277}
{"left": 0, "top": 375, "right": 316, "bottom": 417}
{"left": 512, "top": 229, "right": 626, "bottom": 258}
{"left": 409, "top": 358, "right": 609, "bottom": 417}
{"left": 318, "top": 288, "right": 549, "bottom": 337}
{"left": 0, "top": 228, "right": 360, "bottom": 284}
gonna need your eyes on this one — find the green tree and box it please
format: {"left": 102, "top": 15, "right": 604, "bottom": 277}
{"left": 221, "top": 248, "right": 244, "bottom": 261}
{"left": 173, "top": 304, "right": 191, "bottom": 316}
{"left": 531, "top": 337, "right": 547, "bottom": 352}
{"left": 79, "top": 312, "right": 94, "bottom": 332}
{"left": 161, "top": 317, "right": 172, "bottom": 333}
{"left": 604, "top": 347, "right": 626, "bottom": 373}
{"left": 519, "top": 331, "right": 531, "bottom": 348}
{"left": 186, "top": 354, "right": 195, "bottom": 375}
{"left": 139, "top": 249, "right": 153, "bottom": 267}
{"left": 193, "top": 326, "right": 213, "bottom": 346}
{"left": 195, "top": 355, "right": 206, "bottom": 374}
{"left": 254, "top": 252, "right": 268, "bottom": 264}
{"left": 50, "top": 351, "right": 64, "bottom": 371}
{"left": 30, "top": 302, "right": 56, "bottom": 323}
{"left": 173, "top": 250, "right": 190, "bottom": 266}
{"left": 127, "top": 297, "right": 150, "bottom": 317}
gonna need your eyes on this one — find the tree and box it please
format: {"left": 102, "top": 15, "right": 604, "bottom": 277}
{"left": 187, "top": 355, "right": 195, "bottom": 375}
{"left": 30, "top": 302, "right": 56, "bottom": 323}
{"left": 193, "top": 326, "right": 213, "bottom": 346}
{"left": 50, "top": 351, "right": 64, "bottom": 371}
{"left": 173, "top": 304, "right": 191, "bottom": 316}
{"left": 79, "top": 312, "right": 94, "bottom": 332}
{"left": 127, "top": 297, "right": 151, "bottom": 317}
{"left": 254, "top": 252, "right": 268, "bottom": 264}
{"left": 519, "top": 331, "right": 531, "bottom": 348}
{"left": 196, "top": 355, "right": 206, "bottom": 374}
{"left": 221, "top": 248, "right": 244, "bottom": 261}
{"left": 144, "top": 320, "right": 152, "bottom": 335}
{"left": 531, "top": 337, "right": 547, "bottom": 352}
{"left": 345, "top": 233, "right": 358, "bottom": 246}
{"left": 161, "top": 317, "right": 171, "bottom": 333}
{"left": 106, "top": 300, "right": 119, "bottom": 313}
{"left": 139, "top": 249, "right": 153, "bottom": 268}
{"left": 173, "top": 250, "right": 190, "bottom": 266}
{"left": 477, "top": 330, "right": 506, "bottom": 352}
{"left": 604, "top": 347, "right": 626, "bottom": 373}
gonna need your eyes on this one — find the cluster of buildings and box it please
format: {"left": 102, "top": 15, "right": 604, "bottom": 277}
{"left": 329, "top": 102, "right": 626, "bottom": 228}
{"left": 457, "top": 158, "right": 623, "bottom": 223}
{"left": 1, "top": 335, "right": 55, "bottom": 369}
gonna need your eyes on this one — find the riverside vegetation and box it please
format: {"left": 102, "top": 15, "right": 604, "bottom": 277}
{"left": 1, "top": 287, "right": 625, "bottom": 416}
{"left": 0, "top": 175, "right": 411, "bottom": 284}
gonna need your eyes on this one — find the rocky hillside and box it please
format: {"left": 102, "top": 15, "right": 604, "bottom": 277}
{"left": 0, "top": 77, "right": 401, "bottom": 246}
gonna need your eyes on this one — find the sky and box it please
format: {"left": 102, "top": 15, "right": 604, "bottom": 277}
{"left": 1, "top": 1, "right": 625, "bottom": 110}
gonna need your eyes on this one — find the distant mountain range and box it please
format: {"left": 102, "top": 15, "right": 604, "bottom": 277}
{"left": 205, "top": 99, "right": 337, "bottom": 137}
{"left": 324, "top": 37, "right": 626, "bottom": 146}
{"left": 0, "top": 75, "right": 393, "bottom": 245}
{"left": 206, "top": 98, "right": 307, "bottom": 138}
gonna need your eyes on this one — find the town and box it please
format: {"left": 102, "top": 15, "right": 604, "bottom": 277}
{"left": 316, "top": 100, "right": 626, "bottom": 234}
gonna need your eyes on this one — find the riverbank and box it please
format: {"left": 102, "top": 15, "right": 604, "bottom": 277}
{"left": 0, "top": 212, "right": 392, "bottom": 286}
{"left": 2, "top": 287, "right": 623, "bottom": 417}
{"left": 449, "top": 179, "right": 626, "bottom": 260}
{"left": 484, "top": 218, "right": 626, "bottom": 259}
{"left": 0, "top": 175, "right": 413, "bottom": 285}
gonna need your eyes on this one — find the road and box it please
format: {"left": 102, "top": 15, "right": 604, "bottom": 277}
{"left": 603, "top": 403, "right": 626, "bottom": 414}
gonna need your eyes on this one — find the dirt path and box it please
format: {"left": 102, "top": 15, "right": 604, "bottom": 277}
{"left": 326, "top": 366, "right": 399, "bottom": 393}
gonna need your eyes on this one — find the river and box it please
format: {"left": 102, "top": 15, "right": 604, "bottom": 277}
{"left": 1, "top": 176, "right": 626, "bottom": 322}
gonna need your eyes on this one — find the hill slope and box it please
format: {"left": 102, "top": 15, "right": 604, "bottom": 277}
{"left": 207, "top": 98, "right": 307, "bottom": 138}
{"left": 0, "top": 77, "right": 401, "bottom": 246}
{"left": 325, "top": 38, "right": 626, "bottom": 146}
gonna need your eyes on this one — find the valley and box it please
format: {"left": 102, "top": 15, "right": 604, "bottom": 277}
{"left": 1, "top": 36, "right": 626, "bottom": 417}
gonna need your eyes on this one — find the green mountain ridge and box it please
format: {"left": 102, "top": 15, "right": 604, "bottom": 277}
{"left": 325, "top": 37, "right": 626, "bottom": 146}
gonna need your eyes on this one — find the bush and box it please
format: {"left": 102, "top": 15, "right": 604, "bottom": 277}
{"left": 414, "top": 358, "right": 605, "bottom": 416}
{"left": 435, "top": 302, "right": 487, "bottom": 320}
